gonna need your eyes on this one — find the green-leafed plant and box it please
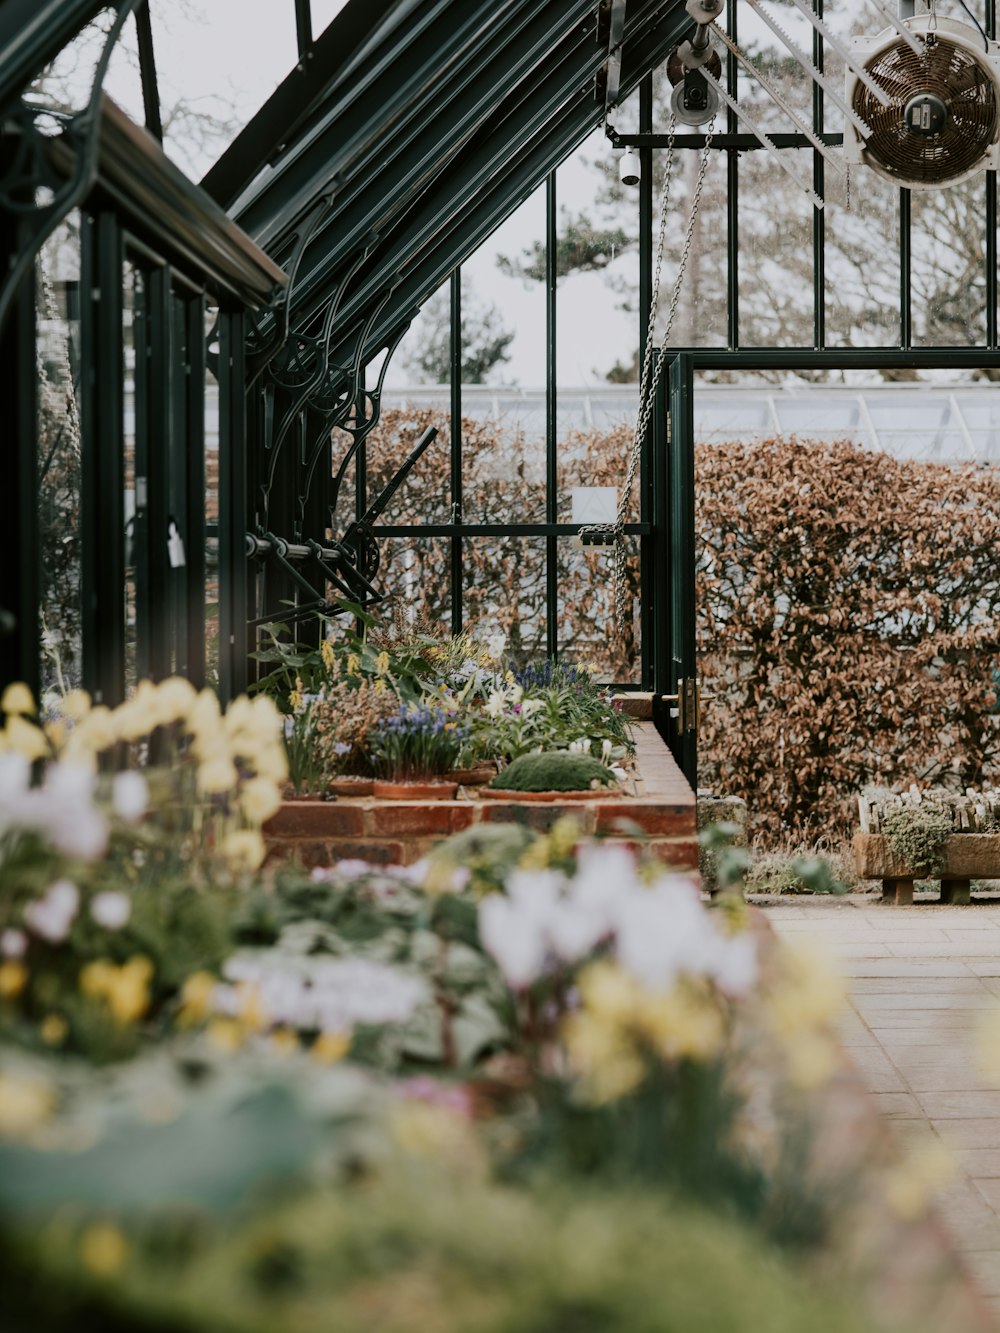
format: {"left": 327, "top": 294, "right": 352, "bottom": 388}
{"left": 882, "top": 804, "right": 953, "bottom": 876}
{"left": 368, "top": 704, "right": 468, "bottom": 782}
{"left": 489, "top": 750, "right": 618, "bottom": 793}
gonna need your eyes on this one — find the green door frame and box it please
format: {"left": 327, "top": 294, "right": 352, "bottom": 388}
{"left": 657, "top": 346, "right": 1000, "bottom": 788}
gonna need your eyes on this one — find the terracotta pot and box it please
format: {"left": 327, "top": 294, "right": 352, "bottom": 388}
{"left": 480, "top": 786, "right": 622, "bottom": 802}
{"left": 326, "top": 776, "right": 374, "bottom": 797}
{"left": 372, "top": 779, "right": 459, "bottom": 801}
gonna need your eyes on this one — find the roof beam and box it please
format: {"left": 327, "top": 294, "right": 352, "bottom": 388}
{"left": 0, "top": 0, "right": 105, "bottom": 108}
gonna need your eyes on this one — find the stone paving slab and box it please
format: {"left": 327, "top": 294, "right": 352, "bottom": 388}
{"left": 760, "top": 892, "right": 1000, "bottom": 1319}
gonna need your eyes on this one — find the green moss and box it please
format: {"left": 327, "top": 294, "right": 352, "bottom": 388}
{"left": 489, "top": 751, "right": 617, "bottom": 793}
{"left": 882, "top": 804, "right": 953, "bottom": 876}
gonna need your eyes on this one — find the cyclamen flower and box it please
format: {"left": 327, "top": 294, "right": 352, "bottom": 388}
{"left": 112, "top": 770, "right": 148, "bottom": 823}
{"left": 90, "top": 891, "right": 132, "bottom": 931}
{"left": 24, "top": 880, "right": 80, "bottom": 944}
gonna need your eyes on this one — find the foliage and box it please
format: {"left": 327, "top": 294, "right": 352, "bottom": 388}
{"left": 743, "top": 850, "right": 849, "bottom": 898}
{"left": 402, "top": 284, "right": 515, "bottom": 384}
{"left": 0, "top": 1177, "right": 870, "bottom": 1333}
{"left": 478, "top": 675, "right": 633, "bottom": 767}
{"left": 489, "top": 750, "right": 617, "bottom": 793}
{"left": 881, "top": 805, "right": 954, "bottom": 878}
{"left": 696, "top": 436, "right": 1000, "bottom": 839}
{"left": 368, "top": 704, "right": 468, "bottom": 781}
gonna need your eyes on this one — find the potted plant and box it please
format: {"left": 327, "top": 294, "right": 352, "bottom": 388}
{"left": 484, "top": 750, "right": 622, "bottom": 801}
{"left": 369, "top": 704, "right": 468, "bottom": 799}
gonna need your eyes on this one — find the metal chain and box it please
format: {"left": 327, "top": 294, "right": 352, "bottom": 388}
{"left": 583, "top": 120, "right": 715, "bottom": 634}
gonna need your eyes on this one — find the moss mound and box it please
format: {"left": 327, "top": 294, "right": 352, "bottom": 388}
{"left": 489, "top": 751, "right": 617, "bottom": 793}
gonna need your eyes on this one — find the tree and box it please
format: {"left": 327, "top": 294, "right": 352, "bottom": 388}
{"left": 401, "top": 286, "right": 515, "bottom": 384}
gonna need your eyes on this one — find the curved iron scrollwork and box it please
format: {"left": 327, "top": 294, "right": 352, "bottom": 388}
{"left": 0, "top": 0, "right": 144, "bottom": 335}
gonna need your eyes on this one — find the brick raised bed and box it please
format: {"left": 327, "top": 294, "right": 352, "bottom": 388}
{"left": 265, "top": 720, "right": 697, "bottom": 871}
{"left": 854, "top": 832, "right": 1000, "bottom": 905}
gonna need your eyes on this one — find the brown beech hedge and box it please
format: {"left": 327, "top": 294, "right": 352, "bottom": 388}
{"left": 363, "top": 410, "right": 1000, "bottom": 839}
{"left": 697, "top": 436, "right": 1000, "bottom": 838}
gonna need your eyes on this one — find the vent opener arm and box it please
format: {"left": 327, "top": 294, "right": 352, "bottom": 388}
{"left": 698, "top": 63, "right": 825, "bottom": 209}
{"left": 745, "top": 0, "right": 872, "bottom": 139}
{"left": 786, "top": 0, "right": 893, "bottom": 107}
{"left": 710, "top": 22, "right": 844, "bottom": 176}
{"left": 870, "top": 0, "right": 925, "bottom": 57}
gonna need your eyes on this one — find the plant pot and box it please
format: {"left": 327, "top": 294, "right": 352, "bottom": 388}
{"left": 480, "top": 786, "right": 622, "bottom": 802}
{"left": 326, "top": 776, "right": 374, "bottom": 797}
{"left": 372, "top": 779, "right": 459, "bottom": 801}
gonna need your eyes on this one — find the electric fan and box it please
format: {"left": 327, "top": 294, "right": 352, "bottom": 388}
{"left": 846, "top": 14, "right": 1000, "bottom": 188}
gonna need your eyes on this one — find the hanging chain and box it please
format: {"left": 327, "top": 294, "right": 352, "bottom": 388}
{"left": 582, "top": 119, "right": 715, "bottom": 635}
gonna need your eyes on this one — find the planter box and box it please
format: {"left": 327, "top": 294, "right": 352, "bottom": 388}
{"left": 853, "top": 832, "right": 1000, "bottom": 905}
{"left": 265, "top": 721, "right": 698, "bottom": 873}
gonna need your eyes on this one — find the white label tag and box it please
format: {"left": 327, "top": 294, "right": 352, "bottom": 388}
{"left": 167, "top": 522, "right": 186, "bottom": 569}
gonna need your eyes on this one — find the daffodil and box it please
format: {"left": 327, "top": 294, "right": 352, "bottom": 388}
{"left": 1, "top": 682, "right": 36, "bottom": 716}
{"left": 220, "top": 828, "right": 266, "bottom": 873}
{"left": 3, "top": 715, "right": 49, "bottom": 761}
{"left": 240, "top": 776, "right": 282, "bottom": 823}
{"left": 178, "top": 970, "right": 217, "bottom": 1025}
{"left": 197, "top": 755, "right": 239, "bottom": 794}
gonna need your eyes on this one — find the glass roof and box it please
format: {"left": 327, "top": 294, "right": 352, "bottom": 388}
{"left": 381, "top": 383, "right": 1000, "bottom": 465}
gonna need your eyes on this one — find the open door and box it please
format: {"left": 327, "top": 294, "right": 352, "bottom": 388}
{"left": 653, "top": 351, "right": 702, "bottom": 788}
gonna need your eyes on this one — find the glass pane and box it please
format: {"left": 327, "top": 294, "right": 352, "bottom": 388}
{"left": 37, "top": 216, "right": 83, "bottom": 699}
{"left": 147, "top": 0, "right": 298, "bottom": 179}
{"left": 738, "top": 149, "right": 815, "bottom": 347}
{"left": 463, "top": 538, "right": 546, "bottom": 662}
{"left": 365, "top": 400, "right": 451, "bottom": 527}
{"left": 911, "top": 181, "right": 988, "bottom": 347}
{"left": 377, "top": 536, "right": 451, "bottom": 633}
{"left": 558, "top": 537, "right": 641, "bottom": 685}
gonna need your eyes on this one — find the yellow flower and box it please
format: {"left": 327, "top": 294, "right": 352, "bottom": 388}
{"left": 77, "top": 704, "right": 117, "bottom": 751}
{"left": 207, "top": 1017, "right": 244, "bottom": 1052}
{"left": 220, "top": 828, "right": 266, "bottom": 874}
{"left": 1, "top": 682, "right": 35, "bottom": 716}
{"left": 58, "top": 688, "right": 92, "bottom": 723}
{"left": 187, "top": 688, "right": 222, "bottom": 736}
{"left": 0, "top": 961, "right": 28, "bottom": 1001}
{"left": 312, "top": 1030, "right": 351, "bottom": 1064}
{"left": 783, "top": 1032, "right": 839, "bottom": 1090}
{"left": 347, "top": 653, "right": 361, "bottom": 676}
{"left": 39, "top": 1013, "right": 68, "bottom": 1046}
{"left": 79, "top": 1223, "right": 128, "bottom": 1277}
{"left": 240, "top": 777, "right": 282, "bottom": 824}
{"left": 375, "top": 651, "right": 391, "bottom": 677}
{"left": 44, "top": 719, "right": 67, "bottom": 749}
{"left": 197, "top": 756, "right": 239, "bottom": 794}
{"left": 767, "top": 942, "right": 845, "bottom": 1038}
{"left": 80, "top": 956, "right": 153, "bottom": 1025}
{"left": 3, "top": 715, "right": 49, "bottom": 761}
{"left": 635, "top": 985, "right": 725, "bottom": 1062}
{"left": 0, "top": 1071, "right": 56, "bottom": 1138}
{"left": 578, "top": 960, "right": 643, "bottom": 1026}
{"left": 177, "top": 970, "right": 217, "bottom": 1025}
{"left": 562, "top": 1010, "right": 645, "bottom": 1104}
{"left": 252, "top": 745, "right": 289, "bottom": 785}
{"left": 156, "top": 675, "right": 198, "bottom": 724}
{"left": 374, "top": 679, "right": 387, "bottom": 694}
{"left": 271, "top": 1027, "right": 299, "bottom": 1056}
{"left": 235, "top": 982, "right": 267, "bottom": 1032}
{"left": 321, "top": 639, "right": 335, "bottom": 672}
{"left": 288, "top": 689, "right": 303, "bottom": 712}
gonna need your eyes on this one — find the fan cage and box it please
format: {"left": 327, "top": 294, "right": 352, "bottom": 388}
{"left": 853, "top": 35, "right": 999, "bottom": 186}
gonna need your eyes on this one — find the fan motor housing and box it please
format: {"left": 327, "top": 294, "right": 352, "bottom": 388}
{"left": 846, "top": 15, "right": 1000, "bottom": 190}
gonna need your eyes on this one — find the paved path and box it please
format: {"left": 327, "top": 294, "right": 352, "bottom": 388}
{"left": 761, "top": 894, "right": 1000, "bottom": 1322}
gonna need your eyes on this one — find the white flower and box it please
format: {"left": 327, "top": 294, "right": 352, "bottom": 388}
{"left": 601, "top": 738, "right": 613, "bottom": 759}
{"left": 24, "top": 879, "right": 80, "bottom": 943}
{"left": 0, "top": 928, "right": 28, "bottom": 959}
{"left": 484, "top": 691, "right": 507, "bottom": 719}
{"left": 486, "top": 632, "right": 506, "bottom": 660}
{"left": 478, "top": 894, "right": 548, "bottom": 990}
{"left": 0, "top": 752, "right": 30, "bottom": 802}
{"left": 112, "top": 770, "right": 148, "bottom": 823}
{"left": 90, "top": 891, "right": 132, "bottom": 931}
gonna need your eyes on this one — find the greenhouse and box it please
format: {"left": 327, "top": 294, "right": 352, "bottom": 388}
{"left": 3, "top": 0, "right": 1000, "bottom": 1328}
